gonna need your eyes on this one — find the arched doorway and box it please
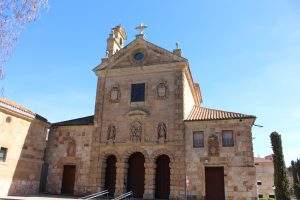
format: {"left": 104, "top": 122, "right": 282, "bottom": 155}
{"left": 155, "top": 155, "right": 170, "bottom": 199}
{"left": 104, "top": 155, "right": 117, "bottom": 197}
{"left": 126, "top": 152, "right": 145, "bottom": 198}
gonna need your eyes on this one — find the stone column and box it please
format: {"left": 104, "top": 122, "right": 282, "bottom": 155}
{"left": 114, "top": 158, "right": 126, "bottom": 196}
{"left": 144, "top": 158, "right": 155, "bottom": 199}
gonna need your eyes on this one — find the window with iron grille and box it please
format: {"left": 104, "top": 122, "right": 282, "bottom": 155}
{"left": 0, "top": 147, "right": 8, "bottom": 162}
{"left": 131, "top": 83, "right": 145, "bottom": 102}
{"left": 193, "top": 131, "right": 204, "bottom": 148}
{"left": 222, "top": 131, "right": 234, "bottom": 147}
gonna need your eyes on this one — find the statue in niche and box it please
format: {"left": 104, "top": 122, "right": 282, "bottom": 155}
{"left": 109, "top": 85, "right": 120, "bottom": 103}
{"left": 208, "top": 134, "right": 220, "bottom": 156}
{"left": 107, "top": 125, "right": 116, "bottom": 143}
{"left": 67, "top": 139, "right": 76, "bottom": 157}
{"left": 130, "top": 121, "right": 142, "bottom": 142}
{"left": 157, "top": 122, "right": 167, "bottom": 142}
{"left": 157, "top": 82, "right": 168, "bottom": 99}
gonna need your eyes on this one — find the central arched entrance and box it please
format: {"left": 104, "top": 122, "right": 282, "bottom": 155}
{"left": 104, "top": 155, "right": 117, "bottom": 197}
{"left": 155, "top": 154, "right": 170, "bottom": 199}
{"left": 126, "top": 152, "right": 145, "bottom": 198}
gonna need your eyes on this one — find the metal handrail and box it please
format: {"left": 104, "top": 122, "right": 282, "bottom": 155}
{"left": 113, "top": 191, "right": 133, "bottom": 200}
{"left": 79, "top": 189, "right": 109, "bottom": 199}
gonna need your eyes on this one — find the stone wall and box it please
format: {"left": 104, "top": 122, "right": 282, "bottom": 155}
{"left": 255, "top": 158, "right": 274, "bottom": 198}
{"left": 45, "top": 125, "right": 93, "bottom": 195}
{"left": 90, "top": 62, "right": 188, "bottom": 199}
{"left": 185, "top": 118, "right": 257, "bottom": 200}
{"left": 0, "top": 108, "right": 48, "bottom": 196}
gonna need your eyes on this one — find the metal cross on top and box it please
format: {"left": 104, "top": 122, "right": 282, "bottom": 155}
{"left": 135, "top": 23, "right": 148, "bottom": 35}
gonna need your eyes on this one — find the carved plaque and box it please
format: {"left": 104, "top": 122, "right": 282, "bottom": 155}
{"left": 110, "top": 85, "right": 120, "bottom": 103}
{"left": 157, "top": 82, "right": 168, "bottom": 99}
{"left": 130, "top": 121, "right": 142, "bottom": 142}
{"left": 208, "top": 134, "right": 220, "bottom": 156}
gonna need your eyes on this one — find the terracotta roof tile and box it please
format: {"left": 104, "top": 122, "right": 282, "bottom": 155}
{"left": 185, "top": 106, "right": 255, "bottom": 121}
{"left": 254, "top": 157, "right": 273, "bottom": 163}
{"left": 0, "top": 98, "right": 35, "bottom": 115}
{"left": 0, "top": 98, "right": 48, "bottom": 122}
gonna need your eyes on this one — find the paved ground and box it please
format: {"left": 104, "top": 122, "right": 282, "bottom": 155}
{"left": 0, "top": 195, "right": 78, "bottom": 200}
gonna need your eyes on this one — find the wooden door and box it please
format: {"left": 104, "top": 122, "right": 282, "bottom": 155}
{"left": 61, "top": 165, "right": 76, "bottom": 195}
{"left": 104, "top": 155, "right": 117, "bottom": 197}
{"left": 126, "top": 152, "right": 145, "bottom": 198}
{"left": 155, "top": 155, "right": 170, "bottom": 199}
{"left": 205, "top": 167, "right": 225, "bottom": 200}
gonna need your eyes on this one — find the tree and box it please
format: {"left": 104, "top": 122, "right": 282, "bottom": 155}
{"left": 270, "top": 131, "right": 291, "bottom": 200}
{"left": 291, "top": 159, "right": 300, "bottom": 199}
{"left": 0, "top": 0, "right": 48, "bottom": 96}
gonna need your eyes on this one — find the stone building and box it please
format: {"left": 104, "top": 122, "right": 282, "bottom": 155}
{"left": 254, "top": 155, "right": 275, "bottom": 199}
{"left": 45, "top": 24, "right": 257, "bottom": 200}
{"left": 0, "top": 98, "right": 49, "bottom": 196}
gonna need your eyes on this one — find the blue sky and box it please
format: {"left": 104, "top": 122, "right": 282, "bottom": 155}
{"left": 3, "top": 0, "right": 300, "bottom": 164}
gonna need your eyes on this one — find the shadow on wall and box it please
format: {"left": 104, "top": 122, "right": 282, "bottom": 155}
{"left": 5, "top": 117, "right": 49, "bottom": 196}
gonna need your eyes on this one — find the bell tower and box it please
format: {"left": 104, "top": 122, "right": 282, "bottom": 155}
{"left": 106, "top": 25, "right": 127, "bottom": 57}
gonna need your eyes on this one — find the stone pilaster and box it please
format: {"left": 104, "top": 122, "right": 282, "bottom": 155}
{"left": 114, "top": 159, "right": 126, "bottom": 196}
{"left": 144, "top": 159, "right": 155, "bottom": 199}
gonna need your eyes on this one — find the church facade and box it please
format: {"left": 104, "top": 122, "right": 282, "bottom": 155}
{"left": 45, "top": 25, "right": 257, "bottom": 200}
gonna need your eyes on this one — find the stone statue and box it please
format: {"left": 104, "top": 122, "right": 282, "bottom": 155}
{"left": 157, "top": 122, "right": 167, "bottom": 141}
{"left": 130, "top": 121, "right": 142, "bottom": 142}
{"left": 107, "top": 125, "right": 116, "bottom": 142}
{"left": 208, "top": 134, "right": 220, "bottom": 156}
{"left": 67, "top": 139, "right": 76, "bottom": 157}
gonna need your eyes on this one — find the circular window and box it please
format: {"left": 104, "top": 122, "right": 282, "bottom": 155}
{"left": 133, "top": 52, "right": 144, "bottom": 61}
{"left": 6, "top": 116, "right": 12, "bottom": 123}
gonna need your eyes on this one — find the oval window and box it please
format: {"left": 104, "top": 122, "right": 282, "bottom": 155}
{"left": 133, "top": 52, "right": 144, "bottom": 61}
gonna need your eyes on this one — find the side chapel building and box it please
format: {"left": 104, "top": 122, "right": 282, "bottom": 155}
{"left": 43, "top": 25, "right": 258, "bottom": 200}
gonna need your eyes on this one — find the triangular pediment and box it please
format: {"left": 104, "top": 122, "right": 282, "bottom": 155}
{"left": 94, "top": 37, "right": 187, "bottom": 71}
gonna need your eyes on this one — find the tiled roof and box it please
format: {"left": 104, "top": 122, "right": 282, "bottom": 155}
{"left": 0, "top": 98, "right": 48, "bottom": 122}
{"left": 254, "top": 157, "right": 273, "bottom": 163}
{"left": 185, "top": 106, "right": 255, "bottom": 121}
{"left": 52, "top": 115, "right": 94, "bottom": 126}
{"left": 0, "top": 97, "right": 35, "bottom": 115}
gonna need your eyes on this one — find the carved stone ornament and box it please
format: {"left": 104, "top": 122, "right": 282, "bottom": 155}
{"left": 208, "top": 134, "right": 220, "bottom": 156}
{"left": 157, "top": 82, "right": 168, "bottom": 99}
{"left": 107, "top": 125, "right": 116, "bottom": 143}
{"left": 109, "top": 85, "right": 121, "bottom": 103}
{"left": 157, "top": 122, "right": 167, "bottom": 142}
{"left": 67, "top": 139, "right": 76, "bottom": 157}
{"left": 130, "top": 121, "right": 142, "bottom": 142}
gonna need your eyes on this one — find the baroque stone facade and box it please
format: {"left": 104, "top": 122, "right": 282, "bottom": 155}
{"left": 43, "top": 25, "right": 258, "bottom": 199}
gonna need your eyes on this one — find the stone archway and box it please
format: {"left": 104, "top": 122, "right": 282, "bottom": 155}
{"left": 155, "top": 154, "right": 170, "bottom": 199}
{"left": 126, "top": 152, "right": 145, "bottom": 198}
{"left": 99, "top": 150, "right": 121, "bottom": 196}
{"left": 104, "top": 155, "right": 117, "bottom": 197}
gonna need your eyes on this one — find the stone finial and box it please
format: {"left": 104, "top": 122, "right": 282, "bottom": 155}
{"left": 173, "top": 42, "right": 182, "bottom": 56}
